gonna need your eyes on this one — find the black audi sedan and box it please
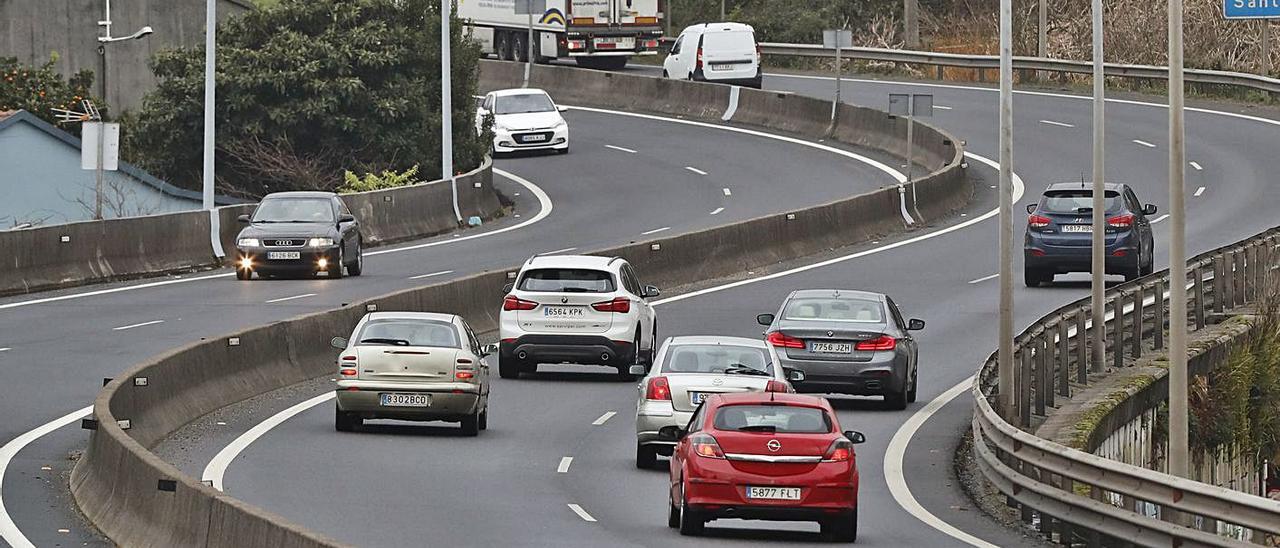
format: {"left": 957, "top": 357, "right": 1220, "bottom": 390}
{"left": 234, "top": 192, "right": 363, "bottom": 280}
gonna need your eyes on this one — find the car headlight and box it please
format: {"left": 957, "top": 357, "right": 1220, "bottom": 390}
{"left": 307, "top": 237, "right": 335, "bottom": 248}
{"left": 554, "top": 121, "right": 568, "bottom": 130}
{"left": 237, "top": 238, "right": 260, "bottom": 247}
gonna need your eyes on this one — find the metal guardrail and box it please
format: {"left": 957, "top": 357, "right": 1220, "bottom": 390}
{"left": 759, "top": 43, "right": 1280, "bottom": 95}
{"left": 968, "top": 226, "right": 1280, "bottom": 546}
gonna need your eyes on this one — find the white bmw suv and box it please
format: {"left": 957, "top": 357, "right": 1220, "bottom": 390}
{"left": 499, "top": 255, "right": 660, "bottom": 379}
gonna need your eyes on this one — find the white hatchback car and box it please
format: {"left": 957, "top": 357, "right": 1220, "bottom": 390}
{"left": 476, "top": 88, "right": 570, "bottom": 155}
{"left": 631, "top": 336, "right": 804, "bottom": 468}
{"left": 498, "top": 255, "right": 659, "bottom": 379}
{"left": 663, "top": 22, "right": 762, "bottom": 88}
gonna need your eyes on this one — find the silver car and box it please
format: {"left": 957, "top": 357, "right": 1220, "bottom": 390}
{"left": 331, "top": 312, "right": 494, "bottom": 435}
{"left": 631, "top": 336, "right": 804, "bottom": 469}
{"left": 757, "top": 289, "right": 924, "bottom": 410}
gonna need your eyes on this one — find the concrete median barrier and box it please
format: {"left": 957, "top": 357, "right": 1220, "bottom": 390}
{"left": 72, "top": 65, "right": 968, "bottom": 547}
{"left": 1, "top": 159, "right": 500, "bottom": 297}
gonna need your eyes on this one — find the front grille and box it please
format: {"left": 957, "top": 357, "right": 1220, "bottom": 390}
{"left": 264, "top": 239, "right": 304, "bottom": 247}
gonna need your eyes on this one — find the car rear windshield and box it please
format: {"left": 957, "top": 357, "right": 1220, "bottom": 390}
{"left": 704, "top": 30, "right": 756, "bottom": 51}
{"left": 355, "top": 319, "right": 459, "bottom": 348}
{"left": 495, "top": 93, "right": 555, "bottom": 114}
{"left": 518, "top": 269, "right": 615, "bottom": 293}
{"left": 1040, "top": 190, "right": 1122, "bottom": 214}
{"left": 663, "top": 344, "right": 773, "bottom": 375}
{"left": 714, "top": 405, "right": 831, "bottom": 433}
{"left": 252, "top": 198, "right": 334, "bottom": 223}
{"left": 783, "top": 297, "right": 884, "bottom": 323}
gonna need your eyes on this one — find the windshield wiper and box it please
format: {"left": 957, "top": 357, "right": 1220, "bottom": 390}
{"left": 724, "top": 365, "right": 769, "bottom": 377}
{"left": 736, "top": 425, "right": 778, "bottom": 432}
{"left": 360, "top": 338, "right": 410, "bottom": 346}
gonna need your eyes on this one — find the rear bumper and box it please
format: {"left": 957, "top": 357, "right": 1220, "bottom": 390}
{"left": 500, "top": 335, "right": 634, "bottom": 366}
{"left": 1024, "top": 231, "right": 1140, "bottom": 273}
{"left": 692, "top": 68, "right": 762, "bottom": 89}
{"left": 334, "top": 382, "right": 481, "bottom": 420}
{"left": 683, "top": 461, "right": 858, "bottom": 520}
{"left": 779, "top": 353, "right": 906, "bottom": 396}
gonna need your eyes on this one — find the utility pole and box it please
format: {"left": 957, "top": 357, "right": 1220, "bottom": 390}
{"left": 997, "top": 0, "right": 1015, "bottom": 419}
{"left": 1038, "top": 0, "right": 1048, "bottom": 58}
{"left": 720, "top": 0, "right": 726, "bottom": 20}
{"left": 443, "top": 0, "right": 461, "bottom": 223}
{"left": 905, "top": 0, "right": 920, "bottom": 49}
{"left": 1090, "top": 0, "right": 1106, "bottom": 375}
{"left": 524, "top": 6, "right": 534, "bottom": 87}
{"left": 1264, "top": 21, "right": 1271, "bottom": 76}
{"left": 1168, "top": 0, "right": 1190, "bottom": 484}
{"left": 202, "top": 0, "right": 216, "bottom": 212}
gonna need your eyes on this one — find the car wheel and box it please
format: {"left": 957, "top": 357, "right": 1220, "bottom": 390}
{"left": 460, "top": 413, "right": 480, "bottom": 436}
{"left": 678, "top": 489, "right": 704, "bottom": 536}
{"left": 1123, "top": 261, "right": 1142, "bottom": 282}
{"left": 667, "top": 497, "right": 681, "bottom": 528}
{"left": 885, "top": 385, "right": 908, "bottom": 410}
{"left": 334, "top": 408, "right": 361, "bottom": 432}
{"left": 479, "top": 408, "right": 488, "bottom": 431}
{"left": 236, "top": 268, "right": 251, "bottom": 281}
{"left": 636, "top": 444, "right": 657, "bottom": 469}
{"left": 498, "top": 354, "right": 521, "bottom": 379}
{"left": 329, "top": 248, "right": 345, "bottom": 279}
{"left": 906, "top": 368, "right": 918, "bottom": 404}
{"left": 1023, "top": 267, "right": 1047, "bottom": 287}
{"left": 662, "top": 69, "right": 669, "bottom": 78}
{"left": 821, "top": 508, "right": 858, "bottom": 542}
{"left": 347, "top": 240, "right": 363, "bottom": 276}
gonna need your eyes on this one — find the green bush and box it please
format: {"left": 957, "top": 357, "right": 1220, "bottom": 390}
{"left": 339, "top": 165, "right": 421, "bottom": 194}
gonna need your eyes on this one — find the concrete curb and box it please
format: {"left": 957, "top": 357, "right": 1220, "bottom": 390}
{"left": 70, "top": 64, "right": 970, "bottom": 548}
{"left": 0, "top": 159, "right": 500, "bottom": 298}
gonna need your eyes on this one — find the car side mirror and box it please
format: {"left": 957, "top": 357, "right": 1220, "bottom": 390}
{"left": 477, "top": 107, "right": 490, "bottom": 117}
{"left": 642, "top": 285, "right": 661, "bottom": 298}
{"left": 557, "top": 105, "right": 569, "bottom": 113}
{"left": 338, "top": 213, "right": 356, "bottom": 223}
{"left": 756, "top": 313, "right": 775, "bottom": 326}
{"left": 629, "top": 365, "right": 647, "bottom": 376}
{"left": 480, "top": 343, "right": 499, "bottom": 355}
{"left": 330, "top": 336, "right": 348, "bottom": 349}
{"left": 658, "top": 425, "right": 686, "bottom": 441}
{"left": 785, "top": 367, "right": 806, "bottom": 383}
{"left": 908, "top": 318, "right": 926, "bottom": 331}
{"left": 843, "top": 430, "right": 867, "bottom": 444}
{"left": 1025, "top": 204, "right": 1036, "bottom": 214}
{"left": 1143, "top": 204, "right": 1158, "bottom": 215}
{"left": 502, "top": 282, "right": 515, "bottom": 293}
{"left": 237, "top": 214, "right": 251, "bottom": 223}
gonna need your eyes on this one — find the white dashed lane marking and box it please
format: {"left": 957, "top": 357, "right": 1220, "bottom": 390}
{"left": 409, "top": 270, "right": 454, "bottom": 280}
{"left": 112, "top": 320, "right": 165, "bottom": 331}
{"left": 605, "top": 145, "right": 637, "bottom": 154}
{"left": 557, "top": 457, "right": 573, "bottom": 473}
{"left": 1039, "top": 119, "right": 1074, "bottom": 128}
{"left": 265, "top": 293, "right": 316, "bottom": 304}
{"left": 592, "top": 411, "right": 616, "bottom": 425}
{"left": 1132, "top": 139, "right": 1157, "bottom": 148}
{"left": 567, "top": 504, "right": 597, "bottom": 522}
{"left": 685, "top": 166, "right": 708, "bottom": 175}
{"left": 641, "top": 227, "right": 670, "bottom": 235}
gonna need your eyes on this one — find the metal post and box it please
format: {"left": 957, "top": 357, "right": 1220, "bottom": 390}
{"left": 1090, "top": 0, "right": 1106, "bottom": 374}
{"left": 1168, "top": 0, "right": 1190, "bottom": 484}
{"left": 905, "top": 0, "right": 920, "bottom": 49}
{"left": 1154, "top": 278, "right": 1165, "bottom": 350}
{"left": 832, "top": 42, "right": 842, "bottom": 122}
{"left": 1038, "top": 0, "right": 1048, "bottom": 81}
{"left": 1019, "top": 348, "right": 1032, "bottom": 427}
{"left": 443, "top": 0, "right": 461, "bottom": 223}
{"left": 997, "top": 0, "right": 1016, "bottom": 420}
{"left": 1075, "top": 312, "right": 1088, "bottom": 384}
{"left": 1193, "top": 265, "right": 1205, "bottom": 329}
{"left": 1132, "top": 285, "right": 1143, "bottom": 358}
{"left": 523, "top": 6, "right": 533, "bottom": 87}
{"left": 202, "top": 0, "right": 216, "bottom": 212}
{"left": 1057, "top": 319, "right": 1070, "bottom": 397}
{"left": 1113, "top": 291, "right": 1124, "bottom": 369}
{"left": 95, "top": 123, "right": 104, "bottom": 220}
{"left": 907, "top": 111, "right": 921, "bottom": 220}
{"left": 720, "top": 0, "right": 725, "bottom": 20}
{"left": 1264, "top": 21, "right": 1271, "bottom": 76}
{"left": 664, "top": 0, "right": 671, "bottom": 37}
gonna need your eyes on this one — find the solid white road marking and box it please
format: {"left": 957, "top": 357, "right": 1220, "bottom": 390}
{"left": 722, "top": 188, "right": 732, "bottom": 196}
{"left": 264, "top": 293, "right": 316, "bottom": 304}
{"left": 203, "top": 392, "right": 334, "bottom": 491}
{"left": 885, "top": 378, "right": 1000, "bottom": 548}
{"left": 567, "top": 504, "right": 598, "bottom": 522}
{"left": 1152, "top": 214, "right": 1171, "bottom": 224}
{"left": 591, "top": 411, "right": 617, "bottom": 425}
{"left": 1039, "top": 119, "right": 1074, "bottom": 128}
{"left": 933, "top": 105, "right": 953, "bottom": 110}
{"left": 709, "top": 207, "right": 725, "bottom": 216}
{"left": 1132, "top": 139, "right": 1157, "bottom": 148}
{"left": 557, "top": 457, "right": 573, "bottom": 473}
{"left": 0, "top": 348, "right": 9, "bottom": 353}
{"left": 542, "top": 247, "right": 578, "bottom": 255}
{"left": 0, "top": 406, "right": 91, "bottom": 548}
{"left": 968, "top": 274, "right": 1000, "bottom": 284}
{"left": 1194, "top": 186, "right": 1206, "bottom": 197}
{"left": 409, "top": 270, "right": 454, "bottom": 280}
{"left": 641, "top": 227, "right": 670, "bottom": 235}
{"left": 605, "top": 144, "right": 637, "bottom": 154}
{"left": 1189, "top": 161, "right": 1203, "bottom": 170}
{"left": 112, "top": 320, "right": 164, "bottom": 331}
{"left": 685, "top": 166, "right": 708, "bottom": 175}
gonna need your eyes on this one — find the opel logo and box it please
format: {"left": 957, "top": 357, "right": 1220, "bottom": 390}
{"left": 766, "top": 439, "right": 781, "bottom": 452}
{"left": 561, "top": 296, "right": 568, "bottom": 304}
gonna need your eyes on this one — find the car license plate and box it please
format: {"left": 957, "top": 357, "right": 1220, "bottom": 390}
{"left": 1062, "top": 224, "right": 1092, "bottom": 233}
{"left": 520, "top": 134, "right": 547, "bottom": 142}
{"left": 711, "top": 63, "right": 735, "bottom": 71}
{"left": 380, "top": 393, "right": 431, "bottom": 407}
{"left": 543, "top": 306, "right": 584, "bottom": 317}
{"left": 810, "top": 342, "right": 853, "bottom": 353}
{"left": 690, "top": 392, "right": 708, "bottom": 405}
{"left": 267, "top": 251, "right": 301, "bottom": 260}
{"left": 595, "top": 37, "right": 634, "bottom": 47}
{"left": 746, "top": 486, "right": 802, "bottom": 501}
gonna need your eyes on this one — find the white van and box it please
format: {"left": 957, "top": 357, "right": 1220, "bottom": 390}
{"left": 662, "top": 23, "right": 762, "bottom": 88}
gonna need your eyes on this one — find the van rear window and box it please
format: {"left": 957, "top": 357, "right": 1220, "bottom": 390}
{"left": 704, "top": 31, "right": 756, "bottom": 51}
{"left": 518, "top": 269, "right": 615, "bottom": 293}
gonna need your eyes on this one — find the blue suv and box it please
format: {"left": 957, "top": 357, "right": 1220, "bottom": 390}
{"left": 1024, "top": 182, "right": 1157, "bottom": 287}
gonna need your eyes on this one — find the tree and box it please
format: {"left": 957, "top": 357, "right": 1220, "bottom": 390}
{"left": 0, "top": 55, "right": 101, "bottom": 137}
{"left": 126, "top": 0, "right": 489, "bottom": 198}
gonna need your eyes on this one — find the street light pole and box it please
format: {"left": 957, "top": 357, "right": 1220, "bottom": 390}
{"left": 997, "top": 0, "right": 1015, "bottom": 419}
{"left": 1090, "top": 0, "right": 1106, "bottom": 374}
{"left": 443, "top": 0, "right": 461, "bottom": 223}
{"left": 1168, "top": 0, "right": 1190, "bottom": 483}
{"left": 202, "top": 0, "right": 216, "bottom": 212}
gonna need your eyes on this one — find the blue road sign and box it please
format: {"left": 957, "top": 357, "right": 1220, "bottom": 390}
{"left": 1224, "top": 0, "right": 1280, "bottom": 19}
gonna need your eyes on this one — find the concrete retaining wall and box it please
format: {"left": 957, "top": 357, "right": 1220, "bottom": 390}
{"left": 0, "top": 159, "right": 500, "bottom": 297}
{"left": 71, "top": 66, "right": 969, "bottom": 548}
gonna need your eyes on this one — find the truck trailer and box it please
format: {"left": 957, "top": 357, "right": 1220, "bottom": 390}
{"left": 458, "top": 0, "right": 663, "bottom": 70}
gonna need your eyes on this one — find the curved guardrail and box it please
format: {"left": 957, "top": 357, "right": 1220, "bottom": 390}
{"left": 970, "top": 226, "right": 1280, "bottom": 546}
{"left": 759, "top": 42, "right": 1280, "bottom": 95}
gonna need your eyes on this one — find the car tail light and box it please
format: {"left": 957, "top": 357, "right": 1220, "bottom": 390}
{"left": 696, "top": 46, "right": 703, "bottom": 70}
{"left": 688, "top": 433, "right": 725, "bottom": 459}
{"left": 766, "top": 331, "right": 805, "bottom": 349}
{"left": 822, "top": 438, "right": 855, "bottom": 463}
{"left": 455, "top": 370, "right": 475, "bottom": 380}
{"left": 1112, "top": 249, "right": 1128, "bottom": 257}
{"left": 1027, "top": 214, "right": 1051, "bottom": 229}
{"left": 591, "top": 297, "right": 630, "bottom": 313}
{"left": 1107, "top": 214, "right": 1134, "bottom": 228}
{"left": 503, "top": 295, "right": 538, "bottom": 311}
{"left": 765, "top": 380, "right": 790, "bottom": 393}
{"left": 339, "top": 368, "right": 358, "bottom": 377}
{"left": 567, "top": 39, "right": 586, "bottom": 50}
{"left": 645, "top": 376, "right": 671, "bottom": 401}
{"left": 855, "top": 335, "right": 896, "bottom": 351}
{"left": 1030, "top": 249, "right": 1046, "bottom": 257}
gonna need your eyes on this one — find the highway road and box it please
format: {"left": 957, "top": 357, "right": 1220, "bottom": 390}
{"left": 4, "top": 65, "right": 1280, "bottom": 547}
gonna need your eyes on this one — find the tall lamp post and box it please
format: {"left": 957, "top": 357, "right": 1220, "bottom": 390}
{"left": 1168, "top": 0, "right": 1190, "bottom": 486}
{"left": 95, "top": 0, "right": 152, "bottom": 221}
{"left": 997, "top": 0, "right": 1015, "bottom": 418}
{"left": 443, "top": 0, "right": 461, "bottom": 223}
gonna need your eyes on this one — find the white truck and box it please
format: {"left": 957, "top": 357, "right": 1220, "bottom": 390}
{"left": 458, "top": 0, "right": 663, "bottom": 70}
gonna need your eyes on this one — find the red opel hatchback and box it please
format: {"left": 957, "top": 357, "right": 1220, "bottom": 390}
{"left": 663, "top": 392, "right": 864, "bottom": 542}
